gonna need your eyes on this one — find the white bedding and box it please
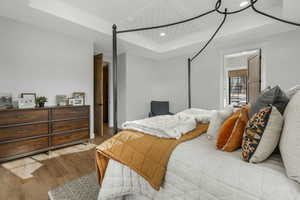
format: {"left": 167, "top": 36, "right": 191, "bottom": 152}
{"left": 121, "top": 115, "right": 196, "bottom": 139}
{"left": 98, "top": 134, "right": 300, "bottom": 200}
{"left": 176, "top": 108, "right": 215, "bottom": 123}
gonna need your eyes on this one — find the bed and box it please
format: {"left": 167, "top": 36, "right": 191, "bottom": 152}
{"left": 97, "top": 133, "right": 300, "bottom": 200}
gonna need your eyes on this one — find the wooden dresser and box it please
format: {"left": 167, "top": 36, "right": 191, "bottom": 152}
{"left": 0, "top": 105, "right": 90, "bottom": 162}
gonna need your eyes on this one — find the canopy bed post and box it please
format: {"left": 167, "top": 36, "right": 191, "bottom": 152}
{"left": 188, "top": 58, "right": 192, "bottom": 109}
{"left": 112, "top": 24, "right": 118, "bottom": 133}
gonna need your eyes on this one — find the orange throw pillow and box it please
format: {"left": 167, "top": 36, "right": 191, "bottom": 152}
{"left": 223, "top": 106, "right": 249, "bottom": 152}
{"left": 216, "top": 110, "right": 241, "bottom": 149}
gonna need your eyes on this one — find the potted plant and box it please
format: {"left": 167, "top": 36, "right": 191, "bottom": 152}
{"left": 36, "top": 96, "right": 48, "bottom": 107}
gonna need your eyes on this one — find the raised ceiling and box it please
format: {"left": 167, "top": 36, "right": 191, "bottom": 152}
{"left": 60, "top": 0, "right": 282, "bottom": 44}
{"left": 0, "top": 0, "right": 299, "bottom": 59}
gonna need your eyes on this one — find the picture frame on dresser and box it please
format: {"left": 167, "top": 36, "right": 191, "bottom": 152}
{"left": 73, "top": 92, "right": 85, "bottom": 105}
{"left": 21, "top": 93, "right": 36, "bottom": 106}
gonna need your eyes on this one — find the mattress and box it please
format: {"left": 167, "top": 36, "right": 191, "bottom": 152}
{"left": 98, "top": 134, "right": 300, "bottom": 200}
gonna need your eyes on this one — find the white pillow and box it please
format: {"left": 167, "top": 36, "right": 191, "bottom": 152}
{"left": 286, "top": 85, "right": 300, "bottom": 99}
{"left": 206, "top": 106, "right": 234, "bottom": 140}
{"left": 280, "top": 91, "right": 300, "bottom": 183}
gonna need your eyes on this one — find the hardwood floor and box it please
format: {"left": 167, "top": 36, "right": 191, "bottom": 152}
{"left": 0, "top": 124, "right": 113, "bottom": 200}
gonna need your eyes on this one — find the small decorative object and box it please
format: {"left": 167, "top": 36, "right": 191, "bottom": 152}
{"left": 36, "top": 96, "right": 48, "bottom": 107}
{"left": 15, "top": 98, "right": 36, "bottom": 109}
{"left": 68, "top": 98, "right": 83, "bottom": 106}
{"left": 73, "top": 92, "right": 85, "bottom": 105}
{"left": 0, "top": 93, "right": 12, "bottom": 109}
{"left": 21, "top": 93, "right": 36, "bottom": 106}
{"left": 68, "top": 98, "right": 75, "bottom": 106}
{"left": 56, "top": 95, "right": 68, "bottom": 106}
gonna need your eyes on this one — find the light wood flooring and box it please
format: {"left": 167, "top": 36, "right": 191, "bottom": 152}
{"left": 0, "top": 124, "right": 113, "bottom": 200}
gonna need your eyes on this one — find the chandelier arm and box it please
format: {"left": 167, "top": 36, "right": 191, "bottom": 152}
{"left": 215, "top": 0, "right": 258, "bottom": 15}
{"left": 250, "top": 0, "right": 300, "bottom": 27}
{"left": 191, "top": 9, "right": 228, "bottom": 62}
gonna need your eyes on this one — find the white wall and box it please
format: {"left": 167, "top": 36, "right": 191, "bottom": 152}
{"left": 116, "top": 53, "right": 189, "bottom": 126}
{"left": 157, "top": 29, "right": 300, "bottom": 110}
{"left": 117, "top": 53, "right": 127, "bottom": 127}
{"left": 264, "top": 30, "right": 300, "bottom": 90}
{"left": 0, "top": 17, "right": 95, "bottom": 137}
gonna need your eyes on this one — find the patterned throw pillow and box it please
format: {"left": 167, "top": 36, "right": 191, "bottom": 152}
{"left": 242, "top": 105, "right": 283, "bottom": 163}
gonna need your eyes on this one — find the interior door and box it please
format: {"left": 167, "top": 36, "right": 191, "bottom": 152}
{"left": 94, "top": 54, "right": 103, "bottom": 136}
{"left": 103, "top": 63, "right": 109, "bottom": 123}
{"left": 247, "top": 51, "right": 261, "bottom": 103}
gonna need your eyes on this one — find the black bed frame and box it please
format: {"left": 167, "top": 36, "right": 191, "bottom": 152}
{"left": 112, "top": 0, "right": 300, "bottom": 133}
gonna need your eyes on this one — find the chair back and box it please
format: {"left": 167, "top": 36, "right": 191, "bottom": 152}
{"left": 150, "top": 101, "right": 170, "bottom": 116}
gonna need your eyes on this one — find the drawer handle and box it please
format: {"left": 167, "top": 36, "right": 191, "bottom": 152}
{"left": 65, "top": 135, "right": 72, "bottom": 139}
{"left": 16, "top": 115, "right": 25, "bottom": 119}
{"left": 17, "top": 130, "right": 28, "bottom": 134}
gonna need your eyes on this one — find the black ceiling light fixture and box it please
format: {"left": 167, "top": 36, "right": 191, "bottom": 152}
{"left": 111, "top": 0, "right": 300, "bottom": 133}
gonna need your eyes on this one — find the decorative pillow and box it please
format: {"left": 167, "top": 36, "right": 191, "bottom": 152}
{"left": 206, "top": 106, "right": 234, "bottom": 140}
{"left": 286, "top": 85, "right": 300, "bottom": 99}
{"left": 280, "top": 91, "right": 300, "bottom": 183}
{"left": 216, "top": 110, "right": 241, "bottom": 149}
{"left": 242, "top": 106, "right": 283, "bottom": 163}
{"left": 248, "top": 85, "right": 289, "bottom": 118}
{"left": 222, "top": 105, "right": 249, "bottom": 152}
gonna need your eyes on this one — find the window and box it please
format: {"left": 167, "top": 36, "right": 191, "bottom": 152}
{"left": 228, "top": 70, "right": 247, "bottom": 106}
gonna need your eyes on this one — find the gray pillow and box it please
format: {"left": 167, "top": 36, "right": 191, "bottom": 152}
{"left": 248, "top": 86, "right": 289, "bottom": 118}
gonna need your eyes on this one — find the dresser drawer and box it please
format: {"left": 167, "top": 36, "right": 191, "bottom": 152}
{"left": 52, "top": 131, "right": 89, "bottom": 146}
{"left": 0, "top": 123, "right": 49, "bottom": 141}
{"left": 0, "top": 110, "right": 48, "bottom": 126}
{"left": 52, "top": 119, "right": 89, "bottom": 133}
{"left": 0, "top": 137, "right": 49, "bottom": 158}
{"left": 52, "top": 107, "right": 89, "bottom": 120}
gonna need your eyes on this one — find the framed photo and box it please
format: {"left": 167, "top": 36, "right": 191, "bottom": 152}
{"left": 73, "top": 92, "right": 85, "bottom": 105}
{"left": 21, "top": 93, "right": 36, "bottom": 106}
{"left": 0, "top": 93, "right": 12, "bottom": 109}
{"left": 56, "top": 95, "right": 68, "bottom": 106}
{"left": 68, "top": 98, "right": 84, "bottom": 106}
{"left": 15, "top": 98, "right": 36, "bottom": 109}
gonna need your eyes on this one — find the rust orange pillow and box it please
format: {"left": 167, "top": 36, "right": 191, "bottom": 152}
{"left": 216, "top": 110, "right": 241, "bottom": 150}
{"left": 223, "top": 105, "right": 249, "bottom": 152}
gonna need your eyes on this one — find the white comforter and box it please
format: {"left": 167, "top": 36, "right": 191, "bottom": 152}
{"left": 98, "top": 134, "right": 300, "bottom": 200}
{"left": 122, "top": 115, "right": 196, "bottom": 139}
{"left": 176, "top": 108, "right": 215, "bottom": 123}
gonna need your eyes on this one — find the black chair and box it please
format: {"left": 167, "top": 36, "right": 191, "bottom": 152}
{"left": 149, "top": 101, "right": 173, "bottom": 117}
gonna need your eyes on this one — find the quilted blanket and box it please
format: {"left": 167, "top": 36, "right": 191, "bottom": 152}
{"left": 95, "top": 123, "right": 209, "bottom": 191}
{"left": 98, "top": 134, "right": 300, "bottom": 200}
{"left": 122, "top": 114, "right": 196, "bottom": 139}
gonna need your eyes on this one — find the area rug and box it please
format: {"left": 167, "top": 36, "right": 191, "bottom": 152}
{"left": 48, "top": 172, "right": 99, "bottom": 200}
{"left": 1, "top": 143, "right": 97, "bottom": 179}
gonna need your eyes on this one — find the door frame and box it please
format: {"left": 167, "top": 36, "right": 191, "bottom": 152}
{"left": 220, "top": 47, "right": 265, "bottom": 108}
{"left": 247, "top": 50, "right": 262, "bottom": 103}
{"left": 94, "top": 54, "right": 104, "bottom": 136}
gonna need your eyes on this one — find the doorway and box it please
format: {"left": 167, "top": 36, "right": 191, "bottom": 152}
{"left": 223, "top": 49, "right": 261, "bottom": 107}
{"left": 94, "top": 54, "right": 110, "bottom": 136}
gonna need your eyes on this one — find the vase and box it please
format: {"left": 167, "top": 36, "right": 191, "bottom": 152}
{"left": 39, "top": 102, "right": 45, "bottom": 108}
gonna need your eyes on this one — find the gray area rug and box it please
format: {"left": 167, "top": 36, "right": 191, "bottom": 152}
{"left": 48, "top": 172, "right": 100, "bottom": 200}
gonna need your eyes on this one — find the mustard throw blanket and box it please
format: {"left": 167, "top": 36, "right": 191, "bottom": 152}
{"left": 95, "top": 123, "right": 208, "bottom": 191}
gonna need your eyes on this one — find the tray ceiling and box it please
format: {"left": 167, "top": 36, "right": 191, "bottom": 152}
{"left": 1, "top": 0, "right": 299, "bottom": 59}
{"left": 60, "top": 0, "right": 282, "bottom": 44}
